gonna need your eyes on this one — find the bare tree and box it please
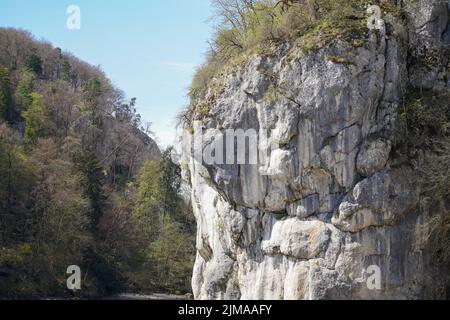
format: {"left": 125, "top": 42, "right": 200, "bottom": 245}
{"left": 275, "top": 0, "right": 317, "bottom": 21}
{"left": 211, "top": 0, "right": 258, "bottom": 33}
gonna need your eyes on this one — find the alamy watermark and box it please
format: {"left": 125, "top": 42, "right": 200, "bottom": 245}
{"left": 355, "top": 265, "right": 383, "bottom": 290}
{"left": 367, "top": 5, "right": 384, "bottom": 31}
{"left": 63, "top": 4, "right": 384, "bottom": 33}
{"left": 180, "top": 121, "right": 286, "bottom": 176}
{"left": 66, "top": 5, "right": 81, "bottom": 30}
{"left": 66, "top": 265, "right": 81, "bottom": 291}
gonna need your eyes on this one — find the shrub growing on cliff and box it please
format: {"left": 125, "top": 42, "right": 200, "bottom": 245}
{"left": 397, "top": 89, "right": 450, "bottom": 151}
{"left": 187, "top": 0, "right": 385, "bottom": 114}
{"left": 396, "top": 88, "right": 450, "bottom": 201}
{"left": 395, "top": 88, "right": 450, "bottom": 291}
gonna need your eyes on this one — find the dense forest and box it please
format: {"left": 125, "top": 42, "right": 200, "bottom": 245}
{"left": 0, "top": 28, "right": 195, "bottom": 299}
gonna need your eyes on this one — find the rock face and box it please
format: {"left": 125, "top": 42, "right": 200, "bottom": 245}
{"left": 183, "top": 0, "right": 449, "bottom": 300}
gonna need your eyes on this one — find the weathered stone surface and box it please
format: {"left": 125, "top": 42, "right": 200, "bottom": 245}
{"left": 261, "top": 219, "right": 331, "bottom": 260}
{"left": 332, "top": 169, "right": 420, "bottom": 233}
{"left": 356, "top": 139, "right": 391, "bottom": 177}
{"left": 183, "top": 0, "right": 449, "bottom": 300}
{"left": 404, "top": 0, "right": 449, "bottom": 90}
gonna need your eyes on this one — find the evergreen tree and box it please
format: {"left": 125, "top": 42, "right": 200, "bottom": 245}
{"left": 26, "top": 53, "right": 43, "bottom": 77}
{"left": 158, "top": 147, "right": 182, "bottom": 219}
{"left": 85, "top": 77, "right": 103, "bottom": 104}
{"left": 0, "top": 67, "right": 12, "bottom": 122}
{"left": 74, "top": 148, "right": 106, "bottom": 233}
{"left": 60, "top": 59, "right": 72, "bottom": 82}
{"left": 131, "top": 150, "right": 195, "bottom": 294}
{"left": 133, "top": 159, "right": 162, "bottom": 239}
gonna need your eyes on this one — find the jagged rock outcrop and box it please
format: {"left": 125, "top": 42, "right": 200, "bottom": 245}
{"left": 183, "top": 0, "right": 449, "bottom": 300}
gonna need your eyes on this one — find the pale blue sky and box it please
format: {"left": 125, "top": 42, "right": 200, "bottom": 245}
{"left": 0, "top": 0, "right": 214, "bottom": 146}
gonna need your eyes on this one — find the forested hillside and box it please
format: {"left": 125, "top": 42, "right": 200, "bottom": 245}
{"left": 0, "top": 28, "right": 195, "bottom": 298}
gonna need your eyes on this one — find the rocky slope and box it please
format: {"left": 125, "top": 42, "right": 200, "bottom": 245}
{"left": 182, "top": 0, "right": 450, "bottom": 300}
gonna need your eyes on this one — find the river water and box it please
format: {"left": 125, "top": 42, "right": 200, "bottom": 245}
{"left": 106, "top": 293, "right": 189, "bottom": 300}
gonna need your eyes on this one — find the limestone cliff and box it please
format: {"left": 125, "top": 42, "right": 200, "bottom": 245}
{"left": 182, "top": 0, "right": 450, "bottom": 300}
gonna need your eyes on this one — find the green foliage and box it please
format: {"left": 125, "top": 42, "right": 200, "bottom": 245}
{"left": 0, "top": 245, "right": 34, "bottom": 297}
{"left": 396, "top": 88, "right": 450, "bottom": 202}
{"left": 24, "top": 139, "right": 91, "bottom": 297}
{"left": 0, "top": 124, "right": 35, "bottom": 217}
{"left": 328, "top": 55, "right": 355, "bottom": 64}
{"left": 15, "top": 70, "right": 34, "bottom": 113}
{"left": 0, "top": 134, "right": 91, "bottom": 299}
{"left": 114, "top": 98, "right": 142, "bottom": 130}
{"left": 22, "top": 93, "right": 48, "bottom": 143}
{"left": 187, "top": 0, "right": 375, "bottom": 116}
{"left": 0, "top": 28, "right": 194, "bottom": 299}
{"left": 85, "top": 77, "right": 103, "bottom": 104}
{"left": 60, "top": 59, "right": 72, "bottom": 82}
{"left": 74, "top": 148, "right": 106, "bottom": 232}
{"left": 134, "top": 148, "right": 193, "bottom": 232}
{"left": 0, "top": 67, "right": 12, "bottom": 121}
{"left": 82, "top": 77, "right": 105, "bottom": 128}
{"left": 134, "top": 160, "right": 163, "bottom": 231}
{"left": 26, "top": 53, "right": 43, "bottom": 76}
{"left": 145, "top": 217, "right": 195, "bottom": 293}
{"left": 132, "top": 148, "right": 195, "bottom": 294}
{"left": 189, "top": 57, "right": 222, "bottom": 102}
{"left": 273, "top": 211, "right": 289, "bottom": 221}
{"left": 397, "top": 88, "right": 450, "bottom": 152}
{"left": 216, "top": 219, "right": 225, "bottom": 231}
{"left": 83, "top": 246, "right": 127, "bottom": 296}
{"left": 188, "top": 0, "right": 407, "bottom": 115}
{"left": 295, "top": 0, "right": 369, "bottom": 52}
{"left": 158, "top": 148, "right": 182, "bottom": 217}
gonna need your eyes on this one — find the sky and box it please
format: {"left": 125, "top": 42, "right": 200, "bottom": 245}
{"left": 0, "top": 0, "right": 215, "bottom": 147}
